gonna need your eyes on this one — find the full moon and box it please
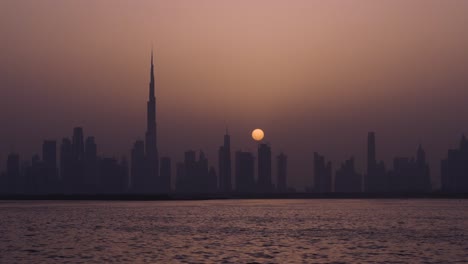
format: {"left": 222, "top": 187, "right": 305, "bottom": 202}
{"left": 252, "top": 129, "right": 265, "bottom": 141}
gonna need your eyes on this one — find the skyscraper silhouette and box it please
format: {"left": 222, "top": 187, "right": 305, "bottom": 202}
{"left": 42, "top": 140, "right": 57, "bottom": 174}
{"left": 313, "top": 152, "right": 332, "bottom": 193}
{"left": 60, "top": 138, "right": 73, "bottom": 193}
{"left": 6, "top": 153, "right": 20, "bottom": 193}
{"left": 145, "top": 50, "right": 159, "bottom": 189}
{"left": 131, "top": 140, "right": 145, "bottom": 193}
{"left": 218, "top": 129, "right": 232, "bottom": 193}
{"left": 365, "top": 132, "right": 388, "bottom": 192}
{"left": 388, "top": 145, "right": 431, "bottom": 192}
{"left": 277, "top": 152, "right": 288, "bottom": 192}
{"left": 71, "top": 127, "right": 85, "bottom": 193}
{"left": 176, "top": 150, "right": 196, "bottom": 192}
{"left": 257, "top": 143, "right": 273, "bottom": 192}
{"left": 42, "top": 140, "right": 58, "bottom": 193}
{"left": 72, "top": 127, "right": 85, "bottom": 162}
{"left": 235, "top": 151, "right": 255, "bottom": 193}
{"left": 84, "top": 137, "right": 98, "bottom": 191}
{"left": 160, "top": 157, "right": 172, "bottom": 193}
{"left": 441, "top": 135, "right": 468, "bottom": 193}
{"left": 335, "top": 157, "right": 361, "bottom": 193}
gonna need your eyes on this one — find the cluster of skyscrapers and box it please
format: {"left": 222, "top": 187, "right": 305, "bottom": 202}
{"left": 1, "top": 53, "right": 468, "bottom": 195}
{"left": 312, "top": 132, "right": 433, "bottom": 193}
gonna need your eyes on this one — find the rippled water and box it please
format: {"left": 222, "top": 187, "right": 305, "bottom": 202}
{"left": 0, "top": 199, "right": 467, "bottom": 263}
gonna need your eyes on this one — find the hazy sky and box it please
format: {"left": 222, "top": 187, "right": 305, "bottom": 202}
{"left": 1, "top": 0, "right": 468, "bottom": 189}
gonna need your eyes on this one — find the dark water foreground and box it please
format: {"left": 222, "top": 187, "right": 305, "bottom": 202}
{"left": 0, "top": 199, "right": 467, "bottom": 263}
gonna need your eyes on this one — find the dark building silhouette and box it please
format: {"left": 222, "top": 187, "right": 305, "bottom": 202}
{"left": 175, "top": 150, "right": 217, "bottom": 193}
{"left": 60, "top": 138, "right": 73, "bottom": 192}
{"left": 208, "top": 166, "right": 217, "bottom": 192}
{"left": 24, "top": 155, "right": 40, "bottom": 193}
{"left": 42, "top": 140, "right": 57, "bottom": 173}
{"left": 160, "top": 157, "right": 172, "bottom": 193}
{"left": 335, "top": 157, "right": 362, "bottom": 193}
{"left": 69, "top": 127, "right": 86, "bottom": 193}
{"left": 177, "top": 150, "right": 196, "bottom": 192}
{"left": 257, "top": 143, "right": 273, "bottom": 192}
{"left": 6, "top": 153, "right": 21, "bottom": 193}
{"left": 441, "top": 135, "right": 468, "bottom": 193}
{"left": 145, "top": 50, "right": 159, "bottom": 191}
{"left": 389, "top": 145, "right": 431, "bottom": 192}
{"left": 197, "top": 151, "right": 209, "bottom": 192}
{"left": 365, "top": 132, "right": 388, "bottom": 192}
{"left": 131, "top": 140, "right": 146, "bottom": 193}
{"left": 235, "top": 151, "right": 255, "bottom": 193}
{"left": 72, "top": 127, "right": 85, "bottom": 162}
{"left": 121, "top": 157, "right": 130, "bottom": 192}
{"left": 84, "top": 137, "right": 98, "bottom": 192}
{"left": 198, "top": 151, "right": 218, "bottom": 193}
{"left": 277, "top": 152, "right": 288, "bottom": 192}
{"left": 175, "top": 162, "right": 185, "bottom": 191}
{"left": 99, "top": 157, "right": 127, "bottom": 194}
{"left": 218, "top": 129, "right": 232, "bottom": 193}
{"left": 42, "top": 140, "right": 58, "bottom": 193}
{"left": 0, "top": 167, "right": 5, "bottom": 193}
{"left": 313, "top": 152, "right": 332, "bottom": 193}
{"left": 180, "top": 150, "right": 196, "bottom": 192}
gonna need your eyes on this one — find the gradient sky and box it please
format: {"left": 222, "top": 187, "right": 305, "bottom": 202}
{"left": 2, "top": 0, "right": 468, "bottom": 189}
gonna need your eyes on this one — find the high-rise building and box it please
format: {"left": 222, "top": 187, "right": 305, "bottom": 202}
{"left": 6, "top": 153, "right": 20, "bottom": 193}
{"left": 207, "top": 166, "right": 217, "bottom": 193}
{"left": 72, "top": 127, "right": 85, "bottom": 162}
{"left": 257, "top": 143, "right": 272, "bottom": 192}
{"left": 277, "top": 152, "right": 288, "bottom": 192}
{"left": 176, "top": 150, "right": 196, "bottom": 192}
{"left": 42, "top": 140, "right": 57, "bottom": 171}
{"left": 42, "top": 140, "right": 58, "bottom": 192}
{"left": 235, "top": 151, "right": 255, "bottom": 193}
{"left": 441, "top": 135, "right": 468, "bottom": 193}
{"left": 313, "top": 152, "right": 332, "bottom": 193}
{"left": 175, "top": 162, "right": 185, "bottom": 192}
{"left": 365, "top": 132, "right": 388, "bottom": 192}
{"left": 218, "top": 129, "right": 232, "bottom": 193}
{"left": 145, "top": 50, "right": 159, "bottom": 190}
{"left": 84, "top": 137, "right": 98, "bottom": 190}
{"left": 176, "top": 150, "right": 216, "bottom": 193}
{"left": 335, "top": 157, "right": 361, "bottom": 193}
{"left": 160, "top": 157, "right": 171, "bottom": 193}
{"left": 131, "top": 140, "right": 146, "bottom": 193}
{"left": 99, "top": 157, "right": 125, "bottom": 194}
{"left": 60, "top": 138, "right": 73, "bottom": 192}
{"left": 197, "top": 151, "right": 210, "bottom": 193}
{"left": 388, "top": 145, "right": 431, "bottom": 192}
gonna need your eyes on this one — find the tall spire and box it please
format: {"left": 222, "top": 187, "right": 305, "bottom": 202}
{"left": 145, "top": 48, "right": 159, "bottom": 184}
{"left": 149, "top": 48, "right": 155, "bottom": 98}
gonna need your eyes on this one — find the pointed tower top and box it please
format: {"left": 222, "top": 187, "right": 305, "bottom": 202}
{"left": 149, "top": 48, "right": 155, "bottom": 98}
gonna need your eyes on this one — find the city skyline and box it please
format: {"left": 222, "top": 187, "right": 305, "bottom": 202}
{"left": 2, "top": 1, "right": 468, "bottom": 190}
{"left": 1, "top": 51, "right": 468, "bottom": 194}
{"left": 2, "top": 2, "right": 468, "bottom": 264}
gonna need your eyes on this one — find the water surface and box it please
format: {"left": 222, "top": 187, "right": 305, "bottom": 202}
{"left": 1, "top": 199, "right": 467, "bottom": 263}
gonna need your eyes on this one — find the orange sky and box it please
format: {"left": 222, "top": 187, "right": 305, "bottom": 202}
{"left": 1, "top": 0, "right": 468, "bottom": 189}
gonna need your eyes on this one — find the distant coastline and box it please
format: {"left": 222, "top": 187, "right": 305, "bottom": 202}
{"left": 1, "top": 192, "right": 467, "bottom": 201}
